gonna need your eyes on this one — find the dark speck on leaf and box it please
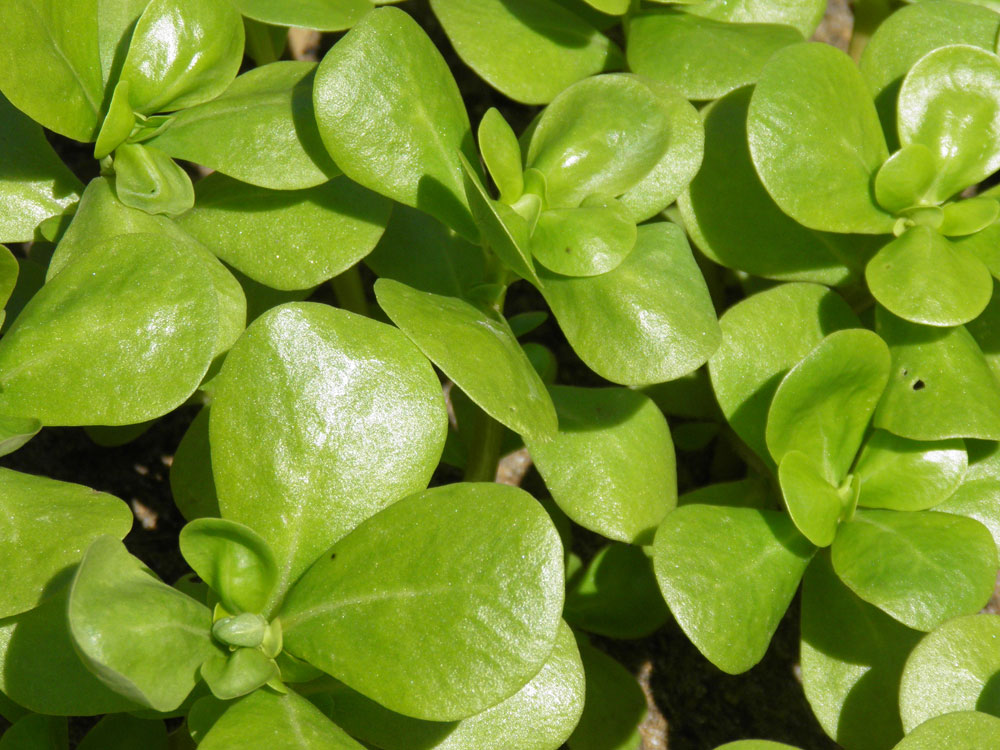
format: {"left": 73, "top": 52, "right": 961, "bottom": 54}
{"left": 912, "top": 379, "right": 925, "bottom": 391}
{"left": 330, "top": 552, "right": 337, "bottom": 560}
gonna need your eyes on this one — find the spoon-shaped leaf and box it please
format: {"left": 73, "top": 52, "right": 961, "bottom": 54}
{"left": 309, "top": 620, "right": 585, "bottom": 750}
{"left": 200, "top": 647, "right": 278, "bottom": 701}
{"left": 941, "top": 197, "right": 1000, "bottom": 237}
{"left": 478, "top": 108, "right": 524, "bottom": 204}
{"left": 709, "top": 283, "right": 860, "bottom": 466}
{"left": 777, "top": 451, "right": 849, "bottom": 548}
{"left": 875, "top": 308, "right": 1000, "bottom": 440}
{"left": 281, "top": 482, "right": 564, "bottom": 721}
{"left": 855, "top": 431, "right": 967, "bottom": 512}
{"left": 120, "top": 0, "right": 244, "bottom": 115}
{"left": 748, "top": 42, "right": 893, "bottom": 234}
{"left": 897, "top": 44, "right": 1000, "bottom": 202}
{"left": 531, "top": 198, "right": 636, "bottom": 277}
{"left": 874, "top": 144, "right": 937, "bottom": 213}
{"left": 0, "top": 233, "right": 220, "bottom": 426}
{"left": 429, "top": 0, "right": 620, "bottom": 105}
{"left": 314, "top": 7, "right": 476, "bottom": 239}
{"left": 211, "top": 302, "right": 447, "bottom": 602}
{"left": 525, "top": 386, "right": 675, "bottom": 544}
{"left": 680, "top": 0, "right": 825, "bottom": 35}
{"left": 235, "top": 0, "right": 371, "bottom": 31}
{"left": 652, "top": 504, "right": 814, "bottom": 674}
{"left": 374, "top": 278, "right": 557, "bottom": 440}
{"left": 831, "top": 510, "right": 998, "bottom": 631}
{"left": 113, "top": 143, "right": 194, "bottom": 216}
{"left": 891, "top": 712, "right": 1000, "bottom": 750}
{"left": 800, "top": 552, "right": 921, "bottom": 750}
{"left": 148, "top": 61, "right": 340, "bottom": 190}
{"left": 0, "top": 469, "right": 132, "bottom": 619}
{"left": 542, "top": 222, "right": 720, "bottom": 386}
{"left": 68, "top": 537, "right": 215, "bottom": 712}
{"left": 178, "top": 174, "right": 390, "bottom": 291}
{"left": 627, "top": 12, "right": 803, "bottom": 102}
{"left": 899, "top": 614, "right": 1000, "bottom": 732}
{"left": 766, "top": 328, "right": 889, "bottom": 482}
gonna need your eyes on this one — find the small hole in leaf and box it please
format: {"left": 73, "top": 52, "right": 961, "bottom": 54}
{"left": 901, "top": 369, "right": 908, "bottom": 376}
{"left": 329, "top": 553, "right": 336, "bottom": 560}
{"left": 912, "top": 379, "right": 925, "bottom": 391}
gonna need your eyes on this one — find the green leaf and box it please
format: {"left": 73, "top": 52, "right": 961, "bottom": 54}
{"left": 314, "top": 7, "right": 476, "bottom": 238}
{"left": 679, "top": 86, "right": 869, "bottom": 287}
{"left": 679, "top": 0, "right": 825, "bottom": 36}
{"left": 478, "top": 108, "right": 523, "bottom": 204}
{"left": 541, "top": 222, "right": 720, "bottom": 386}
{"left": 210, "top": 302, "right": 447, "bottom": 601}
{"left": 429, "top": 0, "right": 619, "bottom": 105}
{"left": 0, "top": 715, "right": 66, "bottom": 750}
{"left": 897, "top": 44, "right": 1000, "bottom": 202}
{"left": 178, "top": 174, "right": 390, "bottom": 291}
{"left": 235, "top": 0, "right": 371, "bottom": 31}
{"left": 709, "top": 282, "right": 860, "bottom": 465}
{"left": 679, "top": 478, "right": 772, "bottom": 510}
{"left": 77, "top": 715, "right": 167, "bottom": 750}
{"left": 748, "top": 42, "right": 893, "bottom": 234}
{"left": 0, "top": 469, "right": 132, "bottom": 618}
{"left": 940, "top": 197, "right": 1000, "bottom": 237}
{"left": 374, "top": 278, "right": 557, "bottom": 440}
{"left": 120, "top": 0, "right": 244, "bottom": 114}
{"left": 94, "top": 79, "right": 135, "bottom": 159}
{"left": 800, "top": 552, "right": 921, "bottom": 750}
{"left": 867, "top": 227, "right": 993, "bottom": 327}
{"left": 0, "top": 94, "right": 82, "bottom": 243}
{"left": 178, "top": 518, "right": 277, "bottom": 615}
{"left": 525, "top": 386, "right": 675, "bottom": 544}
{"left": 855, "top": 431, "right": 967, "bottom": 512}
{"left": 364, "top": 204, "right": 486, "bottom": 298}
{"left": 627, "top": 12, "right": 803, "bottom": 101}
{"left": 564, "top": 543, "right": 669, "bottom": 639}
{"left": 200, "top": 647, "right": 278, "bottom": 700}
{"left": 653, "top": 505, "right": 814, "bottom": 674}
{"left": 874, "top": 308, "right": 1000, "bottom": 441}
{"left": 0, "top": 233, "right": 220, "bottom": 426}
{"left": 113, "top": 143, "right": 194, "bottom": 216}
{"left": 874, "top": 144, "right": 937, "bottom": 213}
{"left": 0, "top": 245, "right": 16, "bottom": 311}
{"left": 310, "top": 620, "right": 584, "bottom": 750}
{"left": 714, "top": 743, "right": 803, "bottom": 750}
{"left": 567, "top": 637, "right": 646, "bottom": 750}
{"left": 0, "top": 417, "right": 40, "bottom": 459}
{"left": 890, "top": 712, "right": 1000, "bottom": 750}
{"left": 766, "top": 328, "right": 889, "bottom": 482}
{"left": 531, "top": 198, "right": 637, "bottom": 277}
{"left": 68, "top": 537, "right": 216, "bottom": 711}
{"left": 243, "top": 17, "right": 287, "bottom": 65}
{"left": 0, "top": 0, "right": 104, "bottom": 140}
{"left": 170, "top": 408, "right": 220, "bottom": 521}
{"left": 831, "top": 510, "right": 998, "bottom": 631}
{"left": 899, "top": 614, "right": 1000, "bottom": 732}
{"left": 777, "top": 451, "right": 850, "bottom": 548}
{"left": 525, "top": 74, "right": 676, "bottom": 209}
{"left": 148, "top": 61, "right": 340, "bottom": 190}
{"left": 460, "top": 154, "right": 540, "bottom": 284}
{"left": 937, "top": 478, "right": 1000, "bottom": 557}
{"left": 191, "top": 689, "right": 364, "bottom": 750}
{"left": 281, "top": 482, "right": 564, "bottom": 721}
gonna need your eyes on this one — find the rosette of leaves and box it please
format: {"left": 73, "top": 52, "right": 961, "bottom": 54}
{"left": 41, "top": 302, "right": 574, "bottom": 749}
{"left": 742, "top": 31, "right": 1000, "bottom": 327}
{"left": 312, "top": 6, "right": 719, "bottom": 391}
{"left": 652, "top": 283, "right": 1000, "bottom": 750}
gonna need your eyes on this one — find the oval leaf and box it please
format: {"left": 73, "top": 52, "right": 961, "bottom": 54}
{"left": 855, "top": 431, "right": 967, "bottom": 512}
{"left": 777, "top": 451, "right": 849, "bottom": 548}
{"left": 891, "top": 711, "right": 1000, "bottom": 750}
{"left": 235, "top": 0, "right": 371, "bottom": 31}
{"left": 567, "top": 637, "right": 646, "bottom": 750}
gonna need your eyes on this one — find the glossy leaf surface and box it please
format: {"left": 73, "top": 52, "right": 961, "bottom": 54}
{"left": 314, "top": 7, "right": 476, "bottom": 238}
{"left": 831, "top": 510, "right": 997, "bottom": 631}
{"left": 748, "top": 42, "right": 893, "bottom": 234}
{"left": 855, "top": 431, "right": 967, "bottom": 511}
{"left": 709, "top": 283, "right": 859, "bottom": 464}
{"left": 281, "top": 483, "right": 564, "bottom": 721}
{"left": 525, "top": 386, "right": 675, "bottom": 544}
{"left": 120, "top": 0, "right": 244, "bottom": 114}
{"left": 531, "top": 198, "right": 636, "bottom": 277}
{"left": 211, "top": 302, "right": 447, "bottom": 600}
{"left": 149, "top": 61, "right": 339, "bottom": 190}
{"left": 899, "top": 614, "right": 1000, "bottom": 732}
{"left": 0, "top": 233, "right": 219, "bottom": 426}
{"left": 375, "top": 278, "right": 557, "bottom": 440}
{"left": 113, "top": 143, "right": 194, "bottom": 216}
{"left": 679, "top": 0, "right": 825, "bottom": 36}
{"left": 937, "top": 478, "right": 1000, "bottom": 557}
{"left": 800, "top": 553, "right": 921, "bottom": 750}
{"left": 179, "top": 173, "right": 390, "bottom": 291}
{"left": 541, "top": 222, "right": 720, "bottom": 386}
{"left": 235, "top": 0, "right": 371, "bottom": 31}
{"left": 627, "top": 12, "right": 802, "bottom": 101}
{"left": 777, "top": 451, "right": 849, "bottom": 548}
{"left": 874, "top": 144, "right": 936, "bottom": 213}
{"left": 875, "top": 310, "right": 1000, "bottom": 441}
{"left": 68, "top": 537, "right": 215, "bottom": 711}
{"left": 429, "top": 0, "right": 619, "bottom": 105}
{"left": 0, "top": 470, "right": 131, "bottom": 618}
{"left": 891, "top": 711, "right": 1000, "bottom": 749}
{"left": 653, "top": 505, "right": 813, "bottom": 674}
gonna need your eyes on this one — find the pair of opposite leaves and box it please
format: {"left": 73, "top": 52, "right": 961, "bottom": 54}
{"left": 745, "top": 33, "right": 1000, "bottom": 327}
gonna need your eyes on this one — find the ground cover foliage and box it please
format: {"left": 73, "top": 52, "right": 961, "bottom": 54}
{"left": 1, "top": 0, "right": 1000, "bottom": 748}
